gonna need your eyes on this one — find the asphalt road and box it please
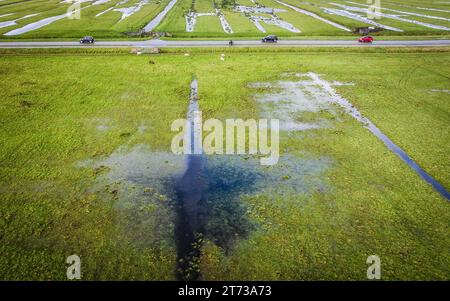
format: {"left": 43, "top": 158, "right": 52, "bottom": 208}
{"left": 0, "top": 39, "right": 449, "bottom": 48}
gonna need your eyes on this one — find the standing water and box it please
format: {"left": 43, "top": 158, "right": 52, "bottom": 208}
{"left": 78, "top": 78, "right": 330, "bottom": 280}
{"left": 174, "top": 78, "right": 206, "bottom": 280}
{"left": 305, "top": 72, "right": 450, "bottom": 201}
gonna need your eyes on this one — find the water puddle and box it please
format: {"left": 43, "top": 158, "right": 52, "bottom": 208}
{"left": 185, "top": 12, "right": 215, "bottom": 32}
{"left": 384, "top": 2, "right": 450, "bottom": 14}
{"left": 60, "top": 0, "right": 93, "bottom": 3}
{"left": 0, "top": 14, "right": 39, "bottom": 29}
{"left": 80, "top": 73, "right": 449, "bottom": 283}
{"left": 89, "top": 117, "right": 113, "bottom": 132}
{"left": 96, "top": 0, "right": 130, "bottom": 17}
{"left": 322, "top": 7, "right": 403, "bottom": 32}
{"left": 234, "top": 5, "right": 300, "bottom": 33}
{"left": 345, "top": 1, "right": 450, "bottom": 22}
{"left": 248, "top": 76, "right": 344, "bottom": 131}
{"left": 301, "top": 72, "right": 450, "bottom": 200}
{"left": 248, "top": 15, "right": 266, "bottom": 32}
{"left": 0, "top": 13, "right": 15, "bottom": 19}
{"left": 275, "top": 0, "right": 351, "bottom": 32}
{"left": 4, "top": 5, "right": 93, "bottom": 36}
{"left": 430, "top": 89, "right": 450, "bottom": 94}
{"left": 250, "top": 72, "right": 449, "bottom": 200}
{"left": 79, "top": 78, "right": 330, "bottom": 280}
{"left": 143, "top": 0, "right": 179, "bottom": 32}
{"left": 234, "top": 5, "right": 287, "bottom": 14}
{"left": 93, "top": 0, "right": 111, "bottom": 4}
{"left": 257, "top": 16, "right": 301, "bottom": 33}
{"left": 114, "top": 0, "right": 149, "bottom": 21}
{"left": 416, "top": 6, "right": 450, "bottom": 13}
{"left": 330, "top": 2, "right": 450, "bottom": 31}
{"left": 216, "top": 9, "right": 233, "bottom": 34}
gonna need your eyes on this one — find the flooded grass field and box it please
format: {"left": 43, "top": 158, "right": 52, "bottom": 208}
{"left": 0, "top": 48, "right": 449, "bottom": 280}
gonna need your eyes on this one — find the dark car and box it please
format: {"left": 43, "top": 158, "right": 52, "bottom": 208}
{"left": 262, "top": 35, "right": 278, "bottom": 43}
{"left": 80, "top": 36, "right": 95, "bottom": 44}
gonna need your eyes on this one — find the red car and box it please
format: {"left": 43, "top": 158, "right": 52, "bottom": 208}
{"left": 358, "top": 36, "right": 374, "bottom": 43}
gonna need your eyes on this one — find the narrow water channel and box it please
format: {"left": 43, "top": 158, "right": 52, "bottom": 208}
{"left": 306, "top": 72, "right": 450, "bottom": 201}
{"left": 174, "top": 78, "right": 206, "bottom": 280}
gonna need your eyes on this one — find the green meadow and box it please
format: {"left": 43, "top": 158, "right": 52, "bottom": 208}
{"left": 0, "top": 47, "right": 449, "bottom": 280}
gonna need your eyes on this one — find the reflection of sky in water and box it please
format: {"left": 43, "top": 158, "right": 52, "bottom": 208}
{"left": 249, "top": 76, "right": 338, "bottom": 131}
{"left": 80, "top": 144, "right": 331, "bottom": 250}
{"left": 82, "top": 144, "right": 330, "bottom": 204}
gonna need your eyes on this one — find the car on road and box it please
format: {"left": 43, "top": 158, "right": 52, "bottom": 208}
{"left": 262, "top": 35, "right": 278, "bottom": 43}
{"left": 358, "top": 36, "right": 374, "bottom": 43}
{"left": 80, "top": 36, "right": 95, "bottom": 44}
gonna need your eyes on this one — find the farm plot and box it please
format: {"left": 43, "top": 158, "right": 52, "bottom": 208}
{"left": 250, "top": 0, "right": 352, "bottom": 35}
{"left": 0, "top": 48, "right": 449, "bottom": 280}
{"left": 155, "top": 0, "right": 450, "bottom": 37}
{"left": 0, "top": 0, "right": 175, "bottom": 39}
{"left": 156, "top": 0, "right": 241, "bottom": 36}
{"left": 278, "top": 0, "right": 450, "bottom": 36}
{"left": 155, "top": 0, "right": 349, "bottom": 37}
{"left": 0, "top": 0, "right": 449, "bottom": 38}
{"left": 327, "top": 2, "right": 450, "bottom": 32}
